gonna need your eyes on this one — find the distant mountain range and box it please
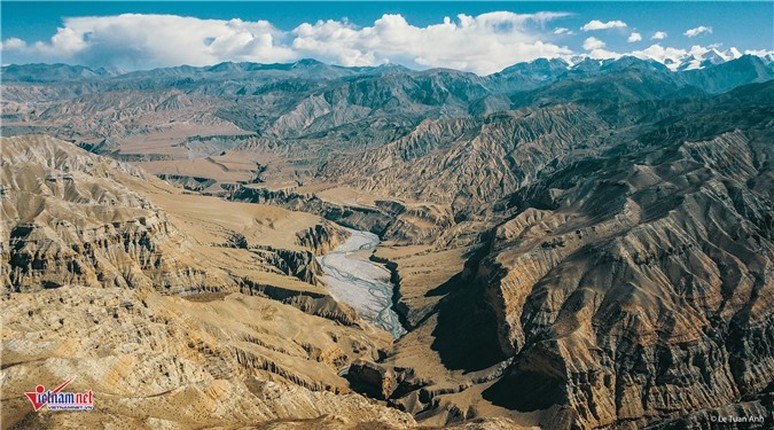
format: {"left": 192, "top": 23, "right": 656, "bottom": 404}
{"left": 4, "top": 50, "right": 773, "bottom": 84}
{"left": 2, "top": 55, "right": 772, "bottom": 147}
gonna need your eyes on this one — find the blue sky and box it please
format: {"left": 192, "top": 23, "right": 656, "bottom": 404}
{"left": 1, "top": 2, "right": 772, "bottom": 74}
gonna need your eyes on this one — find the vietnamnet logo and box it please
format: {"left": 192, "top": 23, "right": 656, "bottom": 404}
{"left": 24, "top": 377, "right": 94, "bottom": 411}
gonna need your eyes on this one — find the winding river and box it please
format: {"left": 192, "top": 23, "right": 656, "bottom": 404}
{"left": 317, "top": 228, "right": 406, "bottom": 338}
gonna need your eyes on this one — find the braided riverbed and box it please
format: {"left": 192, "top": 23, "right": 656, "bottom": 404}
{"left": 317, "top": 228, "right": 406, "bottom": 339}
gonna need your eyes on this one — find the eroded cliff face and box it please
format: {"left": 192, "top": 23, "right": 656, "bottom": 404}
{"left": 2, "top": 286, "right": 414, "bottom": 429}
{"left": 296, "top": 223, "right": 350, "bottom": 256}
{"left": 228, "top": 185, "right": 454, "bottom": 245}
{"left": 1, "top": 136, "right": 347, "bottom": 298}
{"left": 477, "top": 127, "right": 774, "bottom": 428}
{"left": 2, "top": 136, "right": 191, "bottom": 292}
{"left": 320, "top": 104, "right": 608, "bottom": 212}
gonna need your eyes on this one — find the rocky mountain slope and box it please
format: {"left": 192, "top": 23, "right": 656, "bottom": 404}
{"left": 355, "top": 80, "right": 774, "bottom": 429}
{"left": 475, "top": 83, "right": 774, "bottom": 428}
{"left": 1, "top": 136, "right": 347, "bottom": 300}
{"left": 2, "top": 56, "right": 771, "bottom": 159}
{"left": 0, "top": 135, "right": 413, "bottom": 429}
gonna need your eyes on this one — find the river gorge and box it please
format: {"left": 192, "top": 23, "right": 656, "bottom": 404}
{"left": 317, "top": 228, "right": 406, "bottom": 338}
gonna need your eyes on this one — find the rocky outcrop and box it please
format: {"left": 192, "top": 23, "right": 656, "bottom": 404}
{"left": 156, "top": 173, "right": 217, "bottom": 191}
{"left": 295, "top": 222, "right": 349, "bottom": 255}
{"left": 352, "top": 83, "right": 774, "bottom": 430}
{"left": 0, "top": 135, "right": 212, "bottom": 294}
{"left": 645, "top": 393, "right": 773, "bottom": 429}
{"left": 284, "top": 295, "right": 361, "bottom": 327}
{"left": 228, "top": 185, "right": 453, "bottom": 245}
{"left": 242, "top": 245, "right": 325, "bottom": 286}
{"left": 347, "top": 359, "right": 397, "bottom": 400}
{"left": 1, "top": 135, "right": 346, "bottom": 300}
{"left": 320, "top": 104, "right": 608, "bottom": 212}
{"left": 1, "top": 286, "right": 413, "bottom": 429}
{"left": 0, "top": 135, "right": 381, "bottom": 367}
{"left": 0, "top": 135, "right": 376, "bottom": 334}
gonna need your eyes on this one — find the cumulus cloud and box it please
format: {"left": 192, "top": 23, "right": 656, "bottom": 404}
{"left": 587, "top": 49, "right": 622, "bottom": 60}
{"left": 581, "top": 20, "right": 627, "bottom": 31}
{"left": 2, "top": 12, "right": 764, "bottom": 74}
{"left": 580, "top": 37, "right": 621, "bottom": 60}
{"left": 684, "top": 26, "right": 712, "bottom": 37}
{"left": 627, "top": 32, "right": 642, "bottom": 43}
{"left": 0, "top": 37, "right": 26, "bottom": 51}
{"left": 0, "top": 12, "right": 574, "bottom": 75}
{"left": 631, "top": 44, "right": 689, "bottom": 66}
{"left": 2, "top": 14, "right": 296, "bottom": 69}
{"left": 582, "top": 37, "right": 606, "bottom": 50}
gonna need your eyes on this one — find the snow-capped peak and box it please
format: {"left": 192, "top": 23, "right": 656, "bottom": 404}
{"left": 675, "top": 46, "right": 743, "bottom": 71}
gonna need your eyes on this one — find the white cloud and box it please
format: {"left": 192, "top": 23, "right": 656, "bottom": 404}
{"left": 0, "top": 37, "right": 26, "bottom": 51}
{"left": 631, "top": 44, "right": 688, "bottom": 68}
{"left": 0, "top": 12, "right": 573, "bottom": 75}
{"left": 651, "top": 31, "right": 668, "bottom": 40}
{"left": 580, "top": 37, "right": 621, "bottom": 60}
{"left": 582, "top": 37, "right": 606, "bottom": 51}
{"left": 684, "top": 26, "right": 712, "bottom": 38}
{"left": 2, "top": 12, "right": 765, "bottom": 75}
{"left": 5, "top": 14, "right": 296, "bottom": 69}
{"left": 587, "top": 48, "right": 621, "bottom": 60}
{"left": 581, "top": 20, "right": 627, "bottom": 31}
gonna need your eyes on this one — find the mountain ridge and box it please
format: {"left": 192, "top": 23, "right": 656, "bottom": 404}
{"left": 3, "top": 52, "right": 771, "bottom": 83}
